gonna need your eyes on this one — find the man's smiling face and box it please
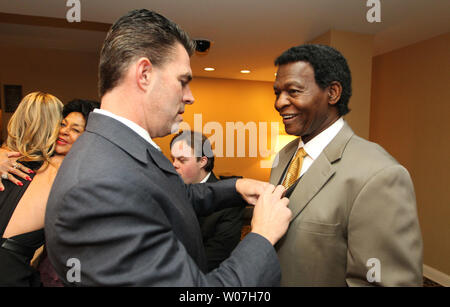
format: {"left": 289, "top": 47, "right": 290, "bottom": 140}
{"left": 273, "top": 61, "right": 335, "bottom": 143}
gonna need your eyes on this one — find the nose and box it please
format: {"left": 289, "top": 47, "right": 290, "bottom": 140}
{"left": 172, "top": 159, "right": 179, "bottom": 169}
{"left": 275, "top": 92, "right": 290, "bottom": 112}
{"left": 59, "top": 125, "right": 69, "bottom": 135}
{"left": 183, "top": 85, "right": 195, "bottom": 105}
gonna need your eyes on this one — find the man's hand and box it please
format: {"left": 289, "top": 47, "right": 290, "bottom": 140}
{"left": 251, "top": 184, "right": 291, "bottom": 245}
{"left": 235, "top": 178, "right": 273, "bottom": 205}
{"left": 0, "top": 150, "right": 33, "bottom": 191}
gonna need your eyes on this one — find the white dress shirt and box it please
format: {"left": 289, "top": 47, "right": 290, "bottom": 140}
{"left": 93, "top": 109, "right": 161, "bottom": 151}
{"left": 294, "top": 117, "right": 344, "bottom": 177}
{"left": 199, "top": 172, "right": 212, "bottom": 183}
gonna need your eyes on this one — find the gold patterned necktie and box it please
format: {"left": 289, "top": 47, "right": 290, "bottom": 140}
{"left": 282, "top": 147, "right": 307, "bottom": 189}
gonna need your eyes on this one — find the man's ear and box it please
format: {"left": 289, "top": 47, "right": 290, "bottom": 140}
{"left": 135, "top": 57, "right": 153, "bottom": 92}
{"left": 199, "top": 156, "right": 208, "bottom": 169}
{"left": 327, "top": 81, "right": 342, "bottom": 106}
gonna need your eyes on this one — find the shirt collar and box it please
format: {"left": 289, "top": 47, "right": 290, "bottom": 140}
{"left": 94, "top": 109, "right": 161, "bottom": 151}
{"left": 298, "top": 117, "right": 344, "bottom": 160}
{"left": 199, "top": 172, "right": 212, "bottom": 183}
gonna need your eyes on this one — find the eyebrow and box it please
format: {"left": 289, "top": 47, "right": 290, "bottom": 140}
{"left": 274, "top": 81, "right": 305, "bottom": 90}
{"left": 62, "top": 120, "right": 83, "bottom": 128}
{"left": 180, "top": 73, "right": 193, "bottom": 83}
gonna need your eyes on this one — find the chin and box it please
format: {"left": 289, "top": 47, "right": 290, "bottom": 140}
{"left": 284, "top": 126, "right": 300, "bottom": 136}
{"left": 285, "top": 122, "right": 307, "bottom": 137}
{"left": 55, "top": 146, "right": 69, "bottom": 156}
{"left": 169, "top": 122, "right": 181, "bottom": 135}
{"left": 55, "top": 150, "right": 67, "bottom": 156}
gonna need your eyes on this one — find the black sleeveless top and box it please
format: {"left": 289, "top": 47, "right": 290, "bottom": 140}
{"left": 0, "top": 161, "right": 45, "bottom": 286}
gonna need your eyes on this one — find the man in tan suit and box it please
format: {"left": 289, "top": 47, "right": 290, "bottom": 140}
{"left": 271, "top": 44, "right": 423, "bottom": 286}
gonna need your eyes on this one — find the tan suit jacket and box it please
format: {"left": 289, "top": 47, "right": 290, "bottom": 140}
{"left": 270, "top": 122, "right": 423, "bottom": 286}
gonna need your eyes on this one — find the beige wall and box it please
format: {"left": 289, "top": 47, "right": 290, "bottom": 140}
{"left": 370, "top": 32, "right": 450, "bottom": 275}
{"left": 154, "top": 77, "right": 284, "bottom": 181}
{"left": 0, "top": 45, "right": 99, "bottom": 141}
{"left": 309, "top": 30, "right": 374, "bottom": 139}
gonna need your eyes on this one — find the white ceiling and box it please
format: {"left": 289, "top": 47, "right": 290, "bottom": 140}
{"left": 1, "top": 0, "right": 449, "bottom": 81}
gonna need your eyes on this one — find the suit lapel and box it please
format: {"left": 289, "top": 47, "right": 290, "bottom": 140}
{"left": 287, "top": 154, "right": 335, "bottom": 221}
{"left": 271, "top": 122, "right": 355, "bottom": 221}
{"left": 86, "top": 112, "right": 179, "bottom": 176}
{"left": 206, "top": 172, "right": 218, "bottom": 183}
{"left": 269, "top": 138, "right": 299, "bottom": 185}
{"left": 146, "top": 145, "right": 179, "bottom": 176}
{"left": 322, "top": 121, "right": 354, "bottom": 165}
{"left": 86, "top": 112, "right": 151, "bottom": 164}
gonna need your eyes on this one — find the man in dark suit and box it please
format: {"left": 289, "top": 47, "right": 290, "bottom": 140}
{"left": 45, "top": 9, "right": 291, "bottom": 286}
{"left": 170, "top": 130, "right": 244, "bottom": 272}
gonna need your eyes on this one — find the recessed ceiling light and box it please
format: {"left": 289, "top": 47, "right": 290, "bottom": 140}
{"left": 204, "top": 67, "right": 215, "bottom": 71}
{"left": 240, "top": 70, "right": 251, "bottom": 74}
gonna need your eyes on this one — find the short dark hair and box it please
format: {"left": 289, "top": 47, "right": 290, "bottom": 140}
{"left": 98, "top": 9, "right": 195, "bottom": 98}
{"left": 170, "top": 130, "right": 215, "bottom": 172}
{"left": 63, "top": 99, "right": 100, "bottom": 126}
{"left": 274, "top": 44, "right": 352, "bottom": 116}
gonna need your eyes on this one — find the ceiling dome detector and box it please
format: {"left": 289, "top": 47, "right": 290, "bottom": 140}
{"left": 195, "top": 39, "right": 211, "bottom": 53}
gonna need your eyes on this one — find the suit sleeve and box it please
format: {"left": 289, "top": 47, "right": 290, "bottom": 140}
{"left": 185, "top": 178, "right": 245, "bottom": 216}
{"left": 50, "top": 176, "right": 279, "bottom": 286}
{"left": 346, "top": 165, "right": 423, "bottom": 286}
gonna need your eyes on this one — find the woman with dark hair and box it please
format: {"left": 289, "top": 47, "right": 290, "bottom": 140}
{"left": 0, "top": 97, "right": 99, "bottom": 286}
{"left": 37, "top": 98, "right": 99, "bottom": 287}
{"left": 54, "top": 99, "right": 100, "bottom": 156}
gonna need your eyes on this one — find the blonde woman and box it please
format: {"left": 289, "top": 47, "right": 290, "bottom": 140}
{"left": 0, "top": 92, "right": 63, "bottom": 286}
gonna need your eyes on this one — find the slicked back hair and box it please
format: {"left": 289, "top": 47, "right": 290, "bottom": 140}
{"left": 98, "top": 9, "right": 195, "bottom": 98}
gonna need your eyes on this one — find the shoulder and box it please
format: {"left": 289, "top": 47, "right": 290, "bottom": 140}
{"left": 343, "top": 134, "right": 401, "bottom": 171}
{"left": 328, "top": 133, "right": 415, "bottom": 198}
{"left": 49, "top": 134, "right": 163, "bottom": 211}
{"left": 49, "top": 154, "right": 65, "bottom": 168}
{"left": 342, "top": 135, "right": 414, "bottom": 194}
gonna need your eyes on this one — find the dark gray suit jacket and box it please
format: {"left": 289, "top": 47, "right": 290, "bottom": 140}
{"left": 45, "top": 113, "right": 280, "bottom": 286}
{"left": 198, "top": 173, "right": 244, "bottom": 272}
